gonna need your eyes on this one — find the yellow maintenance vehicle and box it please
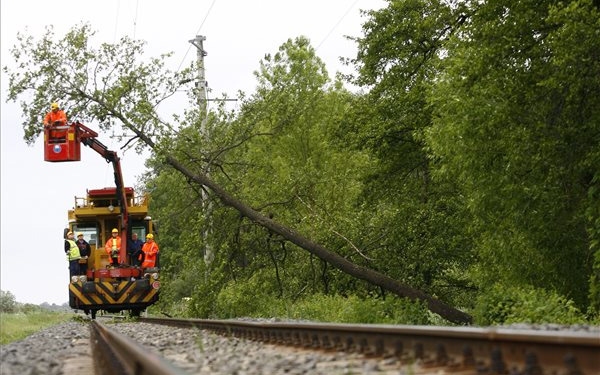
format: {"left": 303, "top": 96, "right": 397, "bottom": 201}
{"left": 44, "top": 121, "right": 159, "bottom": 319}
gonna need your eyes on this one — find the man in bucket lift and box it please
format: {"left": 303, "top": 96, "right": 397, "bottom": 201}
{"left": 43, "top": 102, "right": 67, "bottom": 127}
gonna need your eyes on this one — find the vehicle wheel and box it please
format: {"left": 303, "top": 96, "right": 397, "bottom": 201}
{"left": 130, "top": 309, "right": 141, "bottom": 318}
{"left": 91, "top": 310, "right": 97, "bottom": 320}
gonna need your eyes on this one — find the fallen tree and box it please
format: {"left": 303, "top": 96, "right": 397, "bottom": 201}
{"left": 5, "top": 24, "right": 473, "bottom": 324}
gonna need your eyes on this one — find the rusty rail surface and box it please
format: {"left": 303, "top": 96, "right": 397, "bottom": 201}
{"left": 140, "top": 317, "right": 600, "bottom": 374}
{"left": 90, "top": 320, "right": 188, "bottom": 375}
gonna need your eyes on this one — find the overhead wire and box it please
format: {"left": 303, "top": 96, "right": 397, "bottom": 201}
{"left": 133, "top": 0, "right": 140, "bottom": 39}
{"left": 106, "top": 0, "right": 123, "bottom": 185}
{"left": 172, "top": 0, "right": 218, "bottom": 115}
{"left": 316, "top": 0, "right": 361, "bottom": 51}
{"left": 176, "top": 0, "right": 217, "bottom": 73}
{"left": 108, "top": 0, "right": 142, "bottom": 185}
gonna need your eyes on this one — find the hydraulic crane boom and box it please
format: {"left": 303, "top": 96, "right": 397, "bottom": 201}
{"left": 44, "top": 121, "right": 130, "bottom": 263}
{"left": 77, "top": 122, "right": 130, "bottom": 257}
{"left": 44, "top": 120, "right": 159, "bottom": 319}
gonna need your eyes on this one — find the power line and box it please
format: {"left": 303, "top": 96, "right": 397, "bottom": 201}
{"left": 316, "top": 0, "right": 361, "bottom": 51}
{"left": 176, "top": 0, "right": 217, "bottom": 73}
{"left": 133, "top": 0, "right": 140, "bottom": 39}
{"left": 112, "top": 0, "right": 140, "bottom": 42}
{"left": 194, "top": 0, "right": 217, "bottom": 37}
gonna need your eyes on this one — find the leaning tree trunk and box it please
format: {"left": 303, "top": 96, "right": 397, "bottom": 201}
{"left": 166, "top": 155, "right": 473, "bottom": 325}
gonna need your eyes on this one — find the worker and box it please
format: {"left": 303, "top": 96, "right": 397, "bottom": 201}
{"left": 140, "top": 233, "right": 159, "bottom": 268}
{"left": 43, "top": 102, "right": 67, "bottom": 127}
{"left": 128, "top": 232, "right": 144, "bottom": 267}
{"left": 104, "top": 228, "right": 122, "bottom": 266}
{"left": 76, "top": 232, "right": 91, "bottom": 276}
{"left": 64, "top": 231, "right": 81, "bottom": 278}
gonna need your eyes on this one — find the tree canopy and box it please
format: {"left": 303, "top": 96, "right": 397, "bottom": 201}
{"left": 5, "top": 0, "right": 600, "bottom": 324}
{"left": 349, "top": 0, "right": 599, "bottom": 312}
{"left": 5, "top": 24, "right": 472, "bottom": 324}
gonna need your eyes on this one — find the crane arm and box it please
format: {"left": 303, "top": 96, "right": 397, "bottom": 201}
{"left": 74, "top": 122, "right": 130, "bottom": 263}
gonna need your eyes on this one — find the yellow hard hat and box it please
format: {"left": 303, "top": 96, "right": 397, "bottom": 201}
{"left": 67, "top": 231, "right": 73, "bottom": 236}
{"left": 77, "top": 232, "right": 84, "bottom": 237}
{"left": 51, "top": 102, "right": 59, "bottom": 110}
{"left": 112, "top": 228, "right": 119, "bottom": 233}
{"left": 146, "top": 233, "right": 154, "bottom": 239}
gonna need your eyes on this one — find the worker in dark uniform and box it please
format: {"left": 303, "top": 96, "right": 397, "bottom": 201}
{"left": 128, "top": 232, "right": 144, "bottom": 266}
{"left": 76, "top": 232, "right": 91, "bottom": 276}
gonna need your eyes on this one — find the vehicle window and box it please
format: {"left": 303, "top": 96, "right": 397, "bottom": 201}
{"left": 74, "top": 226, "right": 97, "bottom": 245}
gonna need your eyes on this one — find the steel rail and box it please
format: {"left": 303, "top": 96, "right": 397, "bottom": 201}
{"left": 140, "top": 317, "right": 600, "bottom": 374}
{"left": 90, "top": 320, "right": 189, "bottom": 375}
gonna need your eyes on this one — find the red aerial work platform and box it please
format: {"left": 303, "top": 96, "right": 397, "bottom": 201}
{"left": 43, "top": 124, "right": 82, "bottom": 162}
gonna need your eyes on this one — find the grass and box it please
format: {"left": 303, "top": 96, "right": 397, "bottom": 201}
{"left": 0, "top": 311, "right": 75, "bottom": 345}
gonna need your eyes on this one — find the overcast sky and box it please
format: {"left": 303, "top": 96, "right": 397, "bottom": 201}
{"left": 1, "top": 0, "right": 385, "bottom": 305}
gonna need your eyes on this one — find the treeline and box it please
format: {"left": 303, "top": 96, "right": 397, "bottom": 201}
{"left": 0, "top": 290, "right": 70, "bottom": 313}
{"left": 145, "top": 0, "right": 600, "bottom": 323}
{"left": 5, "top": 0, "right": 599, "bottom": 324}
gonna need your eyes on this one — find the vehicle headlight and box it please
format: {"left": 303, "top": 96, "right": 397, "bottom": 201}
{"left": 78, "top": 275, "right": 87, "bottom": 282}
{"left": 152, "top": 273, "right": 159, "bottom": 280}
{"left": 71, "top": 276, "right": 79, "bottom": 283}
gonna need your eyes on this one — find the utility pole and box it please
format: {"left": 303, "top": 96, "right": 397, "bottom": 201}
{"left": 189, "top": 35, "right": 208, "bottom": 117}
{"left": 188, "top": 35, "right": 214, "bottom": 273}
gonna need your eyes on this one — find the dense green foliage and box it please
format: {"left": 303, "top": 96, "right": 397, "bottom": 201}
{"left": 152, "top": 0, "right": 598, "bottom": 323}
{"left": 425, "top": 0, "right": 600, "bottom": 309}
{"left": 473, "top": 284, "right": 589, "bottom": 325}
{"left": 0, "top": 290, "right": 18, "bottom": 313}
{"left": 215, "top": 286, "right": 432, "bottom": 325}
{"left": 6, "top": 0, "right": 599, "bottom": 324}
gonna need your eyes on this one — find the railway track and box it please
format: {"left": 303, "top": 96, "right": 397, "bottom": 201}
{"left": 79, "top": 317, "right": 600, "bottom": 374}
{"left": 90, "top": 320, "right": 187, "bottom": 375}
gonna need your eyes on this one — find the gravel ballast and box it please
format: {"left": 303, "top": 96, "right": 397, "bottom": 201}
{"left": 0, "top": 320, "right": 395, "bottom": 374}
{"left": 1, "top": 319, "right": 598, "bottom": 374}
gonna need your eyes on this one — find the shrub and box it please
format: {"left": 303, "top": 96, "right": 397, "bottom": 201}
{"left": 209, "top": 279, "right": 431, "bottom": 324}
{"left": 288, "top": 294, "right": 430, "bottom": 324}
{"left": 473, "top": 284, "right": 587, "bottom": 325}
{"left": 0, "top": 290, "right": 17, "bottom": 313}
{"left": 213, "top": 273, "right": 278, "bottom": 318}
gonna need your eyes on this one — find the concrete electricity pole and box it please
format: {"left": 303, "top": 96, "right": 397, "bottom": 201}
{"left": 189, "top": 35, "right": 208, "bottom": 117}
{"left": 188, "top": 35, "right": 214, "bottom": 272}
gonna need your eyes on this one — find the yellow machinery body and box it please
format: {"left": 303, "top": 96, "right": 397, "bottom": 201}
{"left": 67, "top": 187, "right": 159, "bottom": 318}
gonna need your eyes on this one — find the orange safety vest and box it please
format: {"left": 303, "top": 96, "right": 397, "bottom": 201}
{"left": 44, "top": 110, "right": 67, "bottom": 126}
{"left": 141, "top": 241, "right": 159, "bottom": 268}
{"left": 105, "top": 236, "right": 122, "bottom": 263}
